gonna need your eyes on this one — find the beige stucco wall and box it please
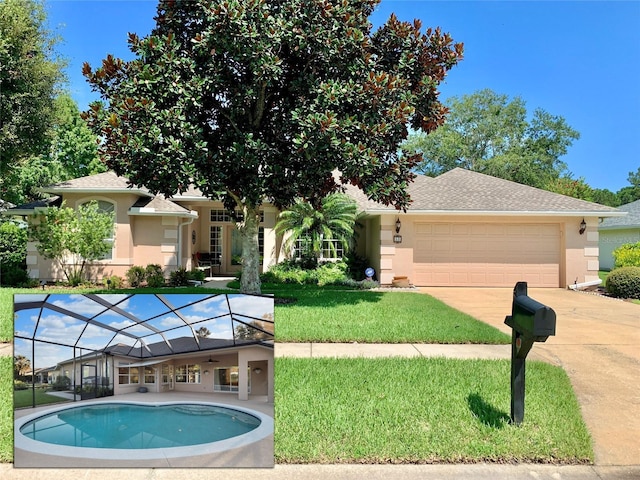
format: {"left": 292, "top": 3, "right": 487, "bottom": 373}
{"left": 599, "top": 228, "right": 640, "bottom": 271}
{"left": 28, "top": 194, "right": 280, "bottom": 282}
{"left": 366, "top": 214, "right": 600, "bottom": 287}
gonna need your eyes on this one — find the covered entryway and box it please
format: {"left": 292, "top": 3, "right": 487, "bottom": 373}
{"left": 413, "top": 222, "right": 561, "bottom": 287}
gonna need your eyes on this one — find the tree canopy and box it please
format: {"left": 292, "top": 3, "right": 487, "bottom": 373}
{"left": 82, "top": 0, "right": 463, "bottom": 293}
{"left": 403, "top": 89, "right": 580, "bottom": 189}
{"left": 0, "top": 0, "right": 64, "bottom": 178}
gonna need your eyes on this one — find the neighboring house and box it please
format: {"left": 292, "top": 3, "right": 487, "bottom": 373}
{"left": 5, "top": 168, "right": 624, "bottom": 287}
{"left": 599, "top": 199, "right": 640, "bottom": 271}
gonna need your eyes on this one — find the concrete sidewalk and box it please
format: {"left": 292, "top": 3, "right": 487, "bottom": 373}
{"left": 1, "top": 463, "right": 639, "bottom": 480}
{"left": 275, "top": 342, "right": 511, "bottom": 359}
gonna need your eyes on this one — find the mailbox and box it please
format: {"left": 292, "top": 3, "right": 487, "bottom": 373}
{"left": 505, "top": 290, "right": 556, "bottom": 342}
{"left": 504, "top": 281, "right": 557, "bottom": 424}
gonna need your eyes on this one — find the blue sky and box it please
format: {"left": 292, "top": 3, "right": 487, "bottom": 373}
{"left": 45, "top": 0, "right": 640, "bottom": 192}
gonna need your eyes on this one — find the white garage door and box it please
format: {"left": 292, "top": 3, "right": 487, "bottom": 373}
{"left": 413, "top": 223, "right": 560, "bottom": 287}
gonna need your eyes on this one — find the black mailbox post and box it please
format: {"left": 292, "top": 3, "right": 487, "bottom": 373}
{"left": 504, "top": 282, "right": 556, "bottom": 425}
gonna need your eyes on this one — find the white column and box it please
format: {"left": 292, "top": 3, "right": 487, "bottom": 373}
{"left": 238, "top": 351, "right": 249, "bottom": 401}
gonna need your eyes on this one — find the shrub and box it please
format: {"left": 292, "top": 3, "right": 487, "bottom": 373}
{"left": 613, "top": 242, "right": 640, "bottom": 268}
{"left": 14, "top": 380, "right": 28, "bottom": 391}
{"left": 105, "top": 275, "right": 123, "bottom": 289}
{"left": 605, "top": 266, "right": 640, "bottom": 299}
{"left": 126, "top": 265, "right": 146, "bottom": 287}
{"left": 51, "top": 375, "right": 71, "bottom": 391}
{"left": 315, "top": 261, "right": 349, "bottom": 286}
{"left": 0, "top": 221, "right": 28, "bottom": 286}
{"left": 187, "top": 268, "right": 206, "bottom": 282}
{"left": 344, "top": 253, "right": 371, "bottom": 281}
{"left": 0, "top": 263, "right": 30, "bottom": 287}
{"left": 169, "top": 267, "right": 190, "bottom": 286}
{"left": 261, "top": 260, "right": 351, "bottom": 286}
{"left": 145, "top": 264, "right": 165, "bottom": 287}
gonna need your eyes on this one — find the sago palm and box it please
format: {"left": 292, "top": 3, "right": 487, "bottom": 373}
{"left": 275, "top": 193, "right": 359, "bottom": 260}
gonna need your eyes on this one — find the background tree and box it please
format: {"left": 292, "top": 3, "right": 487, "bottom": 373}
{"left": 543, "top": 176, "right": 594, "bottom": 202}
{"left": 14, "top": 355, "right": 31, "bottom": 380}
{"left": 30, "top": 201, "right": 115, "bottom": 286}
{"left": 275, "top": 193, "right": 359, "bottom": 261}
{"left": 196, "top": 326, "right": 211, "bottom": 338}
{"left": 82, "top": 0, "right": 463, "bottom": 294}
{"left": 616, "top": 167, "right": 640, "bottom": 205}
{"left": 0, "top": 0, "right": 65, "bottom": 198}
{"left": 4, "top": 93, "right": 104, "bottom": 205}
{"left": 403, "top": 89, "right": 580, "bottom": 188}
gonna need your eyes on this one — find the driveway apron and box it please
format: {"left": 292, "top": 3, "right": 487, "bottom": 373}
{"left": 421, "top": 287, "right": 640, "bottom": 466}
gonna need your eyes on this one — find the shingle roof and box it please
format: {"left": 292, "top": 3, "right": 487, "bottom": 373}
{"left": 600, "top": 199, "right": 640, "bottom": 229}
{"left": 346, "top": 168, "right": 623, "bottom": 216}
{"left": 42, "top": 171, "right": 152, "bottom": 196}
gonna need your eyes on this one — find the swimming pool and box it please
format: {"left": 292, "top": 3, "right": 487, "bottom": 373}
{"left": 15, "top": 401, "right": 274, "bottom": 460}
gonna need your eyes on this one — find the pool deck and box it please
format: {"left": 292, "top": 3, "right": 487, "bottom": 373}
{"left": 13, "top": 391, "right": 274, "bottom": 468}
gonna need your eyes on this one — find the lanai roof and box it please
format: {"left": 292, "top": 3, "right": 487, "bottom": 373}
{"left": 14, "top": 293, "right": 274, "bottom": 369}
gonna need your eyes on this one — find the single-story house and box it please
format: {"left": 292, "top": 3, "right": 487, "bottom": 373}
{"left": 598, "top": 199, "right": 640, "bottom": 271}
{"left": 5, "top": 168, "right": 624, "bottom": 288}
{"left": 14, "top": 293, "right": 274, "bottom": 403}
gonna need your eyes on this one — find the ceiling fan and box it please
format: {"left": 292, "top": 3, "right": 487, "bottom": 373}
{"left": 207, "top": 356, "right": 219, "bottom": 363}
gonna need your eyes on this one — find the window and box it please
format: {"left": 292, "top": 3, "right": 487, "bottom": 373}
{"left": 210, "top": 209, "right": 264, "bottom": 223}
{"left": 214, "top": 366, "right": 250, "bottom": 393}
{"left": 210, "top": 226, "right": 222, "bottom": 259}
{"left": 293, "top": 238, "right": 345, "bottom": 260}
{"left": 118, "top": 366, "right": 139, "bottom": 385}
{"left": 175, "top": 364, "right": 201, "bottom": 384}
{"left": 143, "top": 366, "right": 155, "bottom": 384}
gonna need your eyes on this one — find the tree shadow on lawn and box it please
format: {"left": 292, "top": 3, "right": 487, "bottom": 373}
{"left": 467, "top": 392, "right": 510, "bottom": 428}
{"left": 271, "top": 288, "right": 387, "bottom": 307}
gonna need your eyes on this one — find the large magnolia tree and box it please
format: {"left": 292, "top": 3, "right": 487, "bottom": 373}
{"left": 82, "top": 0, "right": 463, "bottom": 294}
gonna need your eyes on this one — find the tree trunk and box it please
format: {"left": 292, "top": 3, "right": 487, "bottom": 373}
{"left": 238, "top": 203, "right": 262, "bottom": 294}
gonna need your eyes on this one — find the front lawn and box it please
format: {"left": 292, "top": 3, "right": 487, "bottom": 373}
{"left": 269, "top": 285, "right": 510, "bottom": 344}
{"left": 275, "top": 357, "right": 593, "bottom": 464}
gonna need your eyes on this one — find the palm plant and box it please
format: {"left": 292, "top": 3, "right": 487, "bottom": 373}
{"left": 275, "top": 193, "right": 360, "bottom": 261}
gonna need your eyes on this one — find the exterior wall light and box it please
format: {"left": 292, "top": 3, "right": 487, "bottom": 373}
{"left": 579, "top": 218, "right": 587, "bottom": 235}
{"left": 394, "top": 218, "right": 402, "bottom": 243}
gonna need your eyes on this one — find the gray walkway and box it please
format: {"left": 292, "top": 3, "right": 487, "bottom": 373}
{"left": 275, "top": 342, "right": 511, "bottom": 359}
{"left": 1, "top": 462, "right": 639, "bottom": 479}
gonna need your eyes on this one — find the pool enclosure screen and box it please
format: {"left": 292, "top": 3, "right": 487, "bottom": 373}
{"left": 14, "top": 293, "right": 274, "bottom": 408}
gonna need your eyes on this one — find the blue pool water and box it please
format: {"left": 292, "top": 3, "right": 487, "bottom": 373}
{"left": 19, "top": 403, "right": 261, "bottom": 449}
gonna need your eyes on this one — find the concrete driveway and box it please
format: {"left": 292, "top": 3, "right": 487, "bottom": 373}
{"left": 421, "top": 287, "right": 640, "bottom": 467}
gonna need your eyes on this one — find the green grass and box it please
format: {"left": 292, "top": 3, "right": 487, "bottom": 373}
{"left": 269, "top": 285, "right": 510, "bottom": 344}
{"left": 275, "top": 357, "right": 593, "bottom": 464}
{"left": 13, "top": 388, "right": 70, "bottom": 409}
{"left": 0, "top": 356, "right": 12, "bottom": 463}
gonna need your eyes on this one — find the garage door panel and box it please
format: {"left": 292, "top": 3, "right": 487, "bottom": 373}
{"left": 413, "top": 223, "right": 560, "bottom": 287}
